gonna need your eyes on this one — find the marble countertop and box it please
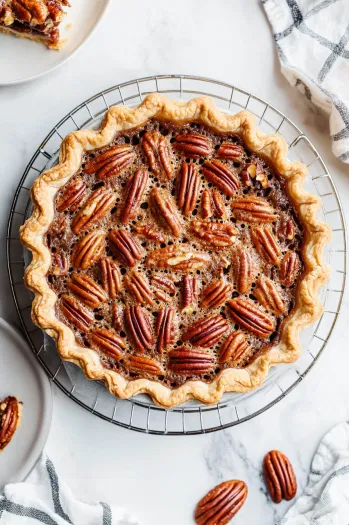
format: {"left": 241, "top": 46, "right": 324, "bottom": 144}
{"left": 1, "top": 1, "right": 348, "bottom": 523}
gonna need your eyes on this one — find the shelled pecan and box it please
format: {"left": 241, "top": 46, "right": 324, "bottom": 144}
{"left": 142, "top": 131, "right": 173, "bottom": 179}
{"left": 67, "top": 272, "right": 107, "bottom": 308}
{"left": 51, "top": 250, "right": 68, "bottom": 276}
{"left": 168, "top": 347, "right": 214, "bottom": 375}
{"left": 0, "top": 396, "right": 21, "bottom": 451}
{"left": 124, "top": 271, "right": 154, "bottom": 306}
{"left": 201, "top": 279, "right": 233, "bottom": 309}
{"left": 109, "top": 228, "right": 142, "bottom": 267}
{"left": 201, "top": 189, "right": 213, "bottom": 219}
{"left": 60, "top": 295, "right": 94, "bottom": 331}
{"left": 278, "top": 212, "right": 296, "bottom": 241}
{"left": 89, "top": 328, "right": 126, "bottom": 360}
{"left": 219, "top": 330, "right": 251, "bottom": 364}
{"left": 134, "top": 223, "right": 166, "bottom": 243}
{"left": 181, "top": 276, "right": 198, "bottom": 313}
{"left": 182, "top": 314, "right": 228, "bottom": 347}
{"left": 279, "top": 251, "right": 301, "bottom": 287}
{"left": 124, "top": 306, "right": 154, "bottom": 352}
{"left": 126, "top": 355, "right": 163, "bottom": 375}
{"left": 227, "top": 298, "right": 275, "bottom": 338}
{"left": 150, "top": 188, "right": 182, "bottom": 237}
{"left": 231, "top": 197, "right": 277, "bottom": 223}
{"left": 100, "top": 257, "right": 122, "bottom": 298}
{"left": 251, "top": 225, "right": 281, "bottom": 266}
{"left": 156, "top": 307, "right": 175, "bottom": 353}
{"left": 56, "top": 178, "right": 86, "bottom": 212}
{"left": 195, "top": 480, "right": 248, "bottom": 525}
{"left": 216, "top": 142, "right": 244, "bottom": 160}
{"left": 212, "top": 189, "right": 226, "bottom": 218}
{"left": 71, "top": 231, "right": 105, "bottom": 270}
{"left": 84, "top": 144, "right": 135, "bottom": 179}
{"left": 174, "top": 133, "right": 212, "bottom": 158}
{"left": 263, "top": 450, "right": 297, "bottom": 503}
{"left": 146, "top": 245, "right": 211, "bottom": 272}
{"left": 254, "top": 277, "right": 285, "bottom": 316}
{"left": 231, "top": 246, "right": 255, "bottom": 294}
{"left": 177, "top": 163, "right": 201, "bottom": 216}
{"left": 202, "top": 160, "right": 240, "bottom": 196}
{"left": 120, "top": 167, "right": 149, "bottom": 224}
{"left": 191, "top": 220, "right": 238, "bottom": 248}
{"left": 71, "top": 188, "right": 116, "bottom": 234}
{"left": 151, "top": 275, "right": 176, "bottom": 294}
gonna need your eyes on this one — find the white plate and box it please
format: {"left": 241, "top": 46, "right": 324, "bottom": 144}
{"left": 0, "top": 318, "right": 52, "bottom": 490}
{"left": 0, "top": 0, "right": 110, "bottom": 85}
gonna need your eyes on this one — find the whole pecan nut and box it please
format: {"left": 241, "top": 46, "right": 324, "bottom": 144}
{"left": 71, "top": 188, "right": 116, "bottom": 234}
{"left": 60, "top": 295, "right": 94, "bottom": 331}
{"left": 72, "top": 231, "right": 105, "bottom": 270}
{"left": 120, "top": 167, "right": 149, "bottom": 224}
{"left": 191, "top": 220, "right": 238, "bottom": 248}
{"left": 156, "top": 307, "right": 175, "bottom": 353}
{"left": 84, "top": 144, "right": 135, "bottom": 179}
{"left": 124, "top": 306, "right": 154, "bottom": 352}
{"left": 280, "top": 251, "right": 301, "bottom": 287}
{"left": 174, "top": 133, "right": 212, "bottom": 158}
{"left": 251, "top": 225, "right": 281, "bottom": 266}
{"left": 195, "top": 480, "right": 248, "bottom": 525}
{"left": 200, "top": 279, "right": 233, "bottom": 309}
{"left": 231, "top": 197, "right": 277, "bottom": 223}
{"left": 109, "top": 228, "right": 142, "bottom": 267}
{"left": 0, "top": 396, "right": 21, "bottom": 451}
{"left": 124, "top": 271, "right": 154, "bottom": 306}
{"left": 150, "top": 188, "right": 182, "bottom": 238}
{"left": 182, "top": 314, "right": 228, "bottom": 347}
{"left": 134, "top": 223, "right": 166, "bottom": 243}
{"left": 146, "top": 245, "right": 211, "bottom": 272}
{"left": 67, "top": 272, "right": 107, "bottom": 308}
{"left": 232, "top": 246, "right": 255, "bottom": 294}
{"left": 219, "top": 330, "right": 251, "bottom": 364}
{"left": 56, "top": 179, "right": 86, "bottom": 212}
{"left": 89, "top": 328, "right": 126, "bottom": 360}
{"left": 227, "top": 298, "right": 275, "bottom": 338}
{"left": 181, "top": 276, "right": 198, "bottom": 314}
{"left": 126, "top": 355, "right": 163, "bottom": 375}
{"left": 264, "top": 450, "right": 297, "bottom": 503}
{"left": 168, "top": 347, "right": 214, "bottom": 375}
{"left": 216, "top": 142, "right": 244, "bottom": 160}
{"left": 100, "top": 257, "right": 122, "bottom": 298}
{"left": 177, "top": 163, "right": 201, "bottom": 216}
{"left": 202, "top": 160, "right": 240, "bottom": 196}
{"left": 142, "top": 131, "right": 173, "bottom": 179}
{"left": 254, "top": 277, "right": 285, "bottom": 316}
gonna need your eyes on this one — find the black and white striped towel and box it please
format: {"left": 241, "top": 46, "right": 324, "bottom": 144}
{"left": 263, "top": 0, "right": 349, "bottom": 164}
{"left": 0, "top": 455, "right": 139, "bottom": 525}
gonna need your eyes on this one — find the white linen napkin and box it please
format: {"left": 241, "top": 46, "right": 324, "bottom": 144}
{"left": 0, "top": 455, "right": 140, "bottom": 525}
{"left": 278, "top": 422, "right": 349, "bottom": 524}
{"left": 263, "top": 0, "right": 349, "bottom": 163}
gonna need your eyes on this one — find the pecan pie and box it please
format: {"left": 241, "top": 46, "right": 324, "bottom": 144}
{"left": 0, "top": 0, "right": 70, "bottom": 49}
{"left": 20, "top": 94, "right": 330, "bottom": 407}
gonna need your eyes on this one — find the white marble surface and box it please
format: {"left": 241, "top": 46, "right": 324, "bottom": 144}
{"left": 1, "top": 1, "right": 348, "bottom": 523}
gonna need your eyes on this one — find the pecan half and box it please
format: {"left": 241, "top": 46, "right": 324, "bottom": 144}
{"left": 56, "top": 179, "right": 86, "bottom": 212}
{"left": 72, "top": 231, "right": 105, "bottom": 270}
{"left": 150, "top": 188, "right": 182, "bottom": 237}
{"left": 60, "top": 295, "right": 94, "bottom": 331}
{"left": 134, "top": 223, "right": 166, "bottom": 243}
{"left": 84, "top": 145, "right": 135, "bottom": 179}
{"left": 124, "top": 306, "right": 154, "bottom": 352}
{"left": 201, "top": 189, "right": 226, "bottom": 219}
{"left": 251, "top": 225, "right": 281, "bottom": 265}
{"left": 89, "top": 328, "right": 126, "bottom": 360}
{"left": 182, "top": 314, "right": 228, "bottom": 347}
{"left": 126, "top": 355, "right": 163, "bottom": 375}
{"left": 146, "top": 245, "right": 211, "bottom": 272}
{"left": 191, "top": 220, "right": 238, "bottom": 248}
{"left": 219, "top": 330, "right": 251, "bottom": 364}
{"left": 71, "top": 188, "right": 116, "bottom": 234}
{"left": 201, "top": 189, "right": 213, "bottom": 219}
{"left": 12, "top": 0, "right": 48, "bottom": 24}
{"left": 177, "top": 163, "right": 201, "bottom": 216}
{"left": 227, "top": 298, "right": 275, "bottom": 338}
{"left": 67, "top": 272, "right": 107, "bottom": 308}
{"left": 151, "top": 275, "right": 176, "bottom": 294}
{"left": 156, "top": 307, "right": 175, "bottom": 353}
{"left": 216, "top": 142, "right": 244, "bottom": 160}
{"left": 231, "top": 197, "right": 277, "bottom": 223}
{"left": 201, "top": 280, "right": 233, "bottom": 309}
{"left": 142, "top": 131, "right": 173, "bottom": 179}
{"left": 112, "top": 303, "right": 122, "bottom": 330}
{"left": 100, "top": 257, "right": 122, "bottom": 298}
{"left": 120, "top": 168, "right": 149, "bottom": 224}
{"left": 181, "top": 276, "right": 198, "bottom": 314}
{"left": 202, "top": 160, "right": 240, "bottom": 196}
{"left": 231, "top": 246, "right": 255, "bottom": 294}
{"left": 174, "top": 133, "right": 212, "bottom": 158}
{"left": 154, "top": 290, "right": 172, "bottom": 303}
{"left": 212, "top": 189, "right": 226, "bottom": 219}
{"left": 195, "top": 480, "right": 248, "bottom": 525}
{"left": 254, "top": 277, "right": 285, "bottom": 316}
{"left": 51, "top": 251, "right": 68, "bottom": 276}
{"left": 278, "top": 213, "right": 296, "bottom": 241}
{"left": 109, "top": 228, "right": 142, "bottom": 267}
{"left": 168, "top": 347, "right": 214, "bottom": 375}
{"left": 124, "top": 271, "right": 154, "bottom": 306}
{"left": 0, "top": 396, "right": 21, "bottom": 451}
{"left": 264, "top": 450, "right": 297, "bottom": 503}
{"left": 242, "top": 162, "right": 268, "bottom": 188}
{"left": 280, "top": 251, "right": 301, "bottom": 287}
{"left": 240, "top": 164, "right": 255, "bottom": 187}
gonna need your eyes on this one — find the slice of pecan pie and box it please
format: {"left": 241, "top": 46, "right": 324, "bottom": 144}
{"left": 20, "top": 94, "right": 331, "bottom": 407}
{"left": 0, "top": 0, "right": 70, "bottom": 49}
{"left": 0, "top": 396, "right": 22, "bottom": 451}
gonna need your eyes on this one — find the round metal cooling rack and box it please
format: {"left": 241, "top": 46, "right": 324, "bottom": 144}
{"left": 7, "top": 74, "right": 346, "bottom": 435}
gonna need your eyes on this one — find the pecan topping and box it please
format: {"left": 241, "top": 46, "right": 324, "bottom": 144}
{"left": 124, "top": 271, "right": 154, "bottom": 305}
{"left": 177, "top": 163, "right": 201, "bottom": 216}
{"left": 168, "top": 347, "right": 214, "bottom": 375}
{"left": 280, "top": 251, "right": 301, "bottom": 287}
{"left": 56, "top": 179, "right": 86, "bottom": 212}
{"left": 212, "top": 189, "right": 226, "bottom": 219}
{"left": 251, "top": 225, "right": 281, "bottom": 265}
{"left": 126, "top": 355, "right": 163, "bottom": 375}
{"left": 232, "top": 247, "right": 255, "bottom": 294}
{"left": 109, "top": 228, "right": 142, "bottom": 267}
{"left": 120, "top": 168, "right": 149, "bottom": 224}
{"left": 67, "top": 272, "right": 106, "bottom": 308}
{"left": 100, "top": 257, "right": 122, "bottom": 298}
{"left": 200, "top": 280, "right": 233, "bottom": 309}
{"left": 89, "top": 328, "right": 126, "bottom": 360}
{"left": 134, "top": 223, "right": 166, "bottom": 243}
{"left": 240, "top": 164, "right": 254, "bottom": 187}
{"left": 195, "top": 480, "right": 248, "bottom": 525}
{"left": 154, "top": 290, "right": 171, "bottom": 303}
{"left": 0, "top": 396, "right": 21, "bottom": 451}
{"left": 202, "top": 160, "right": 240, "bottom": 196}
{"left": 191, "top": 220, "right": 238, "bottom": 248}
{"left": 231, "top": 197, "right": 277, "bottom": 223}
{"left": 51, "top": 251, "right": 68, "bottom": 276}
{"left": 12, "top": 0, "right": 48, "bottom": 24}
{"left": 216, "top": 142, "right": 244, "bottom": 160}
{"left": 174, "top": 133, "right": 212, "bottom": 158}
{"left": 112, "top": 303, "right": 122, "bottom": 330}
{"left": 146, "top": 245, "right": 211, "bottom": 272}
{"left": 72, "top": 231, "right": 105, "bottom": 270}
{"left": 278, "top": 213, "right": 296, "bottom": 241}
{"left": 227, "top": 298, "right": 275, "bottom": 338}
{"left": 201, "top": 189, "right": 213, "bottom": 219}
{"left": 151, "top": 275, "right": 176, "bottom": 294}
{"left": 182, "top": 314, "right": 228, "bottom": 347}
{"left": 150, "top": 188, "right": 182, "bottom": 237}
{"left": 142, "top": 131, "right": 173, "bottom": 179}
{"left": 124, "top": 306, "right": 154, "bottom": 352}
{"left": 264, "top": 450, "right": 297, "bottom": 503}
{"left": 254, "top": 277, "right": 285, "bottom": 316}
{"left": 181, "top": 276, "right": 198, "bottom": 314}
{"left": 156, "top": 307, "right": 175, "bottom": 353}
{"left": 84, "top": 145, "right": 135, "bottom": 179}
{"left": 71, "top": 188, "right": 116, "bottom": 234}
{"left": 201, "top": 189, "right": 226, "bottom": 219}
{"left": 60, "top": 295, "right": 94, "bottom": 331}
{"left": 219, "top": 330, "right": 251, "bottom": 364}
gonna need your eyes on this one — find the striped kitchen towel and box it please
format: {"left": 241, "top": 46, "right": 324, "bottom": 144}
{"left": 263, "top": 0, "right": 349, "bottom": 163}
{"left": 0, "top": 455, "right": 139, "bottom": 525}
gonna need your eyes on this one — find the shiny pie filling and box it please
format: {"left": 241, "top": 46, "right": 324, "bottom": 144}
{"left": 46, "top": 119, "right": 304, "bottom": 388}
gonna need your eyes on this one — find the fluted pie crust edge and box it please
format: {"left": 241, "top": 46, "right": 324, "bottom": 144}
{"left": 20, "top": 94, "right": 331, "bottom": 407}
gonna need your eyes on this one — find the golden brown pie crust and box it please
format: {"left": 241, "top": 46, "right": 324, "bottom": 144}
{"left": 20, "top": 94, "right": 331, "bottom": 407}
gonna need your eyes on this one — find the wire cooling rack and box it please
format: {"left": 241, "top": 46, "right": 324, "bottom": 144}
{"left": 7, "top": 74, "right": 346, "bottom": 435}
